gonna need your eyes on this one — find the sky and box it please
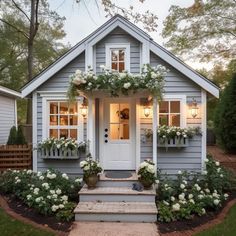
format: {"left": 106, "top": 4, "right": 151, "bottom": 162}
{"left": 48, "top": 0, "right": 210, "bottom": 69}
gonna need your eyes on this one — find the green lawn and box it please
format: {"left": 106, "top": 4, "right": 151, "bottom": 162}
{"left": 0, "top": 208, "right": 55, "bottom": 236}
{"left": 194, "top": 204, "right": 236, "bottom": 236}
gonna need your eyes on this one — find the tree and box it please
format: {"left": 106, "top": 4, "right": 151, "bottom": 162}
{"left": 214, "top": 73, "right": 236, "bottom": 153}
{"left": 162, "top": 0, "right": 236, "bottom": 64}
{"left": 7, "top": 126, "right": 18, "bottom": 145}
{"left": 0, "top": 0, "right": 68, "bottom": 123}
{"left": 16, "top": 125, "right": 27, "bottom": 145}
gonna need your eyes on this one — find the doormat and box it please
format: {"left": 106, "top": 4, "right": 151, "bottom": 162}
{"left": 105, "top": 171, "right": 133, "bottom": 179}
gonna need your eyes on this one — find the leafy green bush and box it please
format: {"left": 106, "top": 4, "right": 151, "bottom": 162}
{"left": 16, "top": 125, "right": 27, "bottom": 145}
{"left": 0, "top": 169, "right": 82, "bottom": 221}
{"left": 7, "top": 126, "right": 17, "bottom": 145}
{"left": 156, "top": 156, "right": 235, "bottom": 222}
{"left": 214, "top": 73, "right": 236, "bottom": 153}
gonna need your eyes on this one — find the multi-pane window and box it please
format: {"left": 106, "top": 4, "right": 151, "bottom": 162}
{"left": 159, "top": 101, "right": 181, "bottom": 126}
{"left": 48, "top": 101, "right": 80, "bottom": 140}
{"left": 111, "top": 49, "right": 125, "bottom": 72}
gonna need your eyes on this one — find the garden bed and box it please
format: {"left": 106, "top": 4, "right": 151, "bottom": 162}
{"left": 1, "top": 193, "right": 73, "bottom": 233}
{"left": 158, "top": 191, "right": 236, "bottom": 234}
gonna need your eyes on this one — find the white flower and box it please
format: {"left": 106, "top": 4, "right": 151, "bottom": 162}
{"left": 217, "top": 168, "right": 221, "bottom": 173}
{"left": 198, "top": 194, "right": 204, "bottom": 199}
{"left": 50, "top": 190, "right": 55, "bottom": 194}
{"left": 224, "top": 193, "right": 229, "bottom": 199}
{"left": 155, "top": 180, "right": 160, "bottom": 184}
{"left": 147, "top": 165, "right": 155, "bottom": 174}
{"left": 52, "top": 194, "right": 58, "bottom": 199}
{"left": 189, "top": 199, "right": 195, "bottom": 204}
{"left": 83, "top": 165, "right": 89, "bottom": 171}
{"left": 201, "top": 208, "right": 206, "bottom": 215}
{"left": 177, "top": 170, "right": 182, "bottom": 175}
{"left": 140, "top": 162, "right": 148, "bottom": 169}
{"left": 203, "top": 170, "right": 207, "bottom": 175}
{"left": 123, "top": 82, "right": 131, "bottom": 89}
{"left": 15, "top": 179, "right": 21, "bottom": 184}
{"left": 59, "top": 204, "right": 64, "bottom": 209}
{"left": 215, "top": 161, "right": 220, "bottom": 166}
{"left": 183, "top": 180, "right": 187, "bottom": 185}
{"left": 180, "top": 184, "right": 185, "bottom": 189}
{"left": 188, "top": 194, "right": 193, "bottom": 199}
{"left": 47, "top": 195, "right": 51, "bottom": 199}
{"left": 205, "top": 159, "right": 209, "bottom": 163}
{"left": 172, "top": 203, "right": 180, "bottom": 212}
{"left": 61, "top": 195, "right": 68, "bottom": 201}
{"left": 56, "top": 189, "right": 62, "bottom": 195}
{"left": 213, "top": 192, "right": 219, "bottom": 198}
{"left": 51, "top": 205, "right": 59, "bottom": 212}
{"left": 42, "top": 182, "right": 49, "bottom": 190}
{"left": 205, "top": 188, "right": 210, "bottom": 193}
{"left": 35, "top": 197, "right": 42, "bottom": 203}
{"left": 26, "top": 194, "right": 32, "bottom": 200}
{"left": 75, "top": 178, "right": 83, "bottom": 183}
{"left": 39, "top": 176, "right": 44, "bottom": 180}
{"left": 80, "top": 161, "right": 87, "bottom": 168}
{"left": 100, "top": 65, "right": 105, "bottom": 70}
{"left": 163, "top": 200, "right": 169, "bottom": 206}
{"left": 27, "top": 170, "right": 33, "bottom": 174}
{"left": 194, "top": 184, "right": 201, "bottom": 191}
{"left": 62, "top": 173, "right": 69, "bottom": 180}
{"left": 171, "top": 196, "right": 175, "bottom": 202}
{"left": 179, "top": 193, "right": 185, "bottom": 200}
{"left": 214, "top": 199, "right": 220, "bottom": 205}
{"left": 220, "top": 174, "right": 223, "bottom": 178}
{"left": 176, "top": 132, "right": 181, "bottom": 136}
{"left": 33, "top": 188, "right": 39, "bottom": 195}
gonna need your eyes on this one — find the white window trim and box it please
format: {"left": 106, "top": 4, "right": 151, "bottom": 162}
{"left": 41, "top": 95, "right": 84, "bottom": 142}
{"left": 105, "top": 43, "right": 130, "bottom": 72}
{"left": 157, "top": 95, "right": 186, "bottom": 127}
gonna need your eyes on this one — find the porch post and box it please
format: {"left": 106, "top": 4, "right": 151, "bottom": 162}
{"left": 152, "top": 97, "right": 158, "bottom": 174}
{"left": 87, "top": 97, "right": 95, "bottom": 159}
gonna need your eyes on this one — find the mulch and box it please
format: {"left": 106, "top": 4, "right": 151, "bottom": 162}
{"left": 0, "top": 193, "right": 72, "bottom": 236}
{"left": 158, "top": 191, "right": 236, "bottom": 236}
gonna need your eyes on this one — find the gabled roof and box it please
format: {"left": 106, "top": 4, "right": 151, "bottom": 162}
{"left": 21, "top": 14, "right": 219, "bottom": 98}
{"left": 0, "top": 85, "right": 21, "bottom": 99}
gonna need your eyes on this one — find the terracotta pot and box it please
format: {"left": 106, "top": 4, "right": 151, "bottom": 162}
{"left": 138, "top": 177, "right": 153, "bottom": 189}
{"left": 84, "top": 174, "right": 99, "bottom": 189}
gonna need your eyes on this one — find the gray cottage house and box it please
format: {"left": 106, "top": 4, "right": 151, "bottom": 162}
{"left": 0, "top": 85, "right": 21, "bottom": 144}
{"left": 21, "top": 15, "right": 219, "bottom": 177}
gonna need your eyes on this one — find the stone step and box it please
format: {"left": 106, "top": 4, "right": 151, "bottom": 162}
{"left": 74, "top": 202, "right": 157, "bottom": 222}
{"left": 97, "top": 173, "right": 139, "bottom": 187}
{"left": 80, "top": 186, "right": 156, "bottom": 202}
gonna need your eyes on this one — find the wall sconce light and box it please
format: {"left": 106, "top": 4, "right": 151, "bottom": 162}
{"left": 190, "top": 98, "right": 198, "bottom": 118}
{"left": 80, "top": 98, "right": 88, "bottom": 117}
{"left": 144, "top": 106, "right": 151, "bottom": 117}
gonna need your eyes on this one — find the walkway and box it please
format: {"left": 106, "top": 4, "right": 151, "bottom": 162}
{"left": 69, "top": 222, "right": 159, "bottom": 236}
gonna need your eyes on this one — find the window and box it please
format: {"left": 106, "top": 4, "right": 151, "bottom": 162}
{"left": 105, "top": 44, "right": 130, "bottom": 72}
{"left": 109, "top": 103, "right": 130, "bottom": 140}
{"left": 48, "top": 101, "right": 81, "bottom": 140}
{"left": 159, "top": 100, "right": 181, "bottom": 126}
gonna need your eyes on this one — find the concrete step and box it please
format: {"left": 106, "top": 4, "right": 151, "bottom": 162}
{"left": 80, "top": 186, "right": 156, "bottom": 202}
{"left": 74, "top": 202, "right": 157, "bottom": 222}
{"left": 97, "top": 173, "right": 139, "bottom": 187}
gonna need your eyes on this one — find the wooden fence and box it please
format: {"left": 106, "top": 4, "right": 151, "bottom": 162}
{"left": 0, "top": 145, "right": 32, "bottom": 171}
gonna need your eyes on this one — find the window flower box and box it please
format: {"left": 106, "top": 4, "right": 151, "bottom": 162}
{"left": 157, "top": 137, "right": 189, "bottom": 148}
{"left": 39, "top": 148, "right": 81, "bottom": 160}
{"left": 38, "top": 138, "right": 87, "bottom": 160}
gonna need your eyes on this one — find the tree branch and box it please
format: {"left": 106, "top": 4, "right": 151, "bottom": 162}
{"left": 0, "top": 18, "right": 29, "bottom": 39}
{"left": 11, "top": 0, "right": 30, "bottom": 22}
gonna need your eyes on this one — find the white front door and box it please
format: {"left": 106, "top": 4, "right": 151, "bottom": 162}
{"left": 100, "top": 98, "right": 136, "bottom": 170}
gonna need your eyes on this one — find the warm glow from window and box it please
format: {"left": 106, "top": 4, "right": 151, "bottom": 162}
{"left": 49, "top": 101, "right": 79, "bottom": 139}
{"left": 111, "top": 49, "right": 125, "bottom": 72}
{"left": 159, "top": 101, "right": 181, "bottom": 126}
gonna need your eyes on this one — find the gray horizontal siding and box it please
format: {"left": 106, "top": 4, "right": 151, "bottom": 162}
{"left": 36, "top": 52, "right": 86, "bottom": 176}
{"left": 95, "top": 27, "right": 140, "bottom": 74}
{"left": 0, "top": 95, "right": 16, "bottom": 144}
{"left": 140, "top": 52, "right": 202, "bottom": 175}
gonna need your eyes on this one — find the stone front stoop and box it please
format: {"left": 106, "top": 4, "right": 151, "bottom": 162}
{"left": 74, "top": 173, "right": 157, "bottom": 222}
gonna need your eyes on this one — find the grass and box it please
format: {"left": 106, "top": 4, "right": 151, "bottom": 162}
{"left": 0, "top": 208, "right": 55, "bottom": 236}
{"left": 194, "top": 204, "right": 236, "bottom": 236}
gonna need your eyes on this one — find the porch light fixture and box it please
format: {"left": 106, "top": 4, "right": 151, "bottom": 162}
{"left": 144, "top": 106, "right": 151, "bottom": 117}
{"left": 80, "top": 98, "right": 88, "bottom": 117}
{"left": 190, "top": 98, "right": 199, "bottom": 118}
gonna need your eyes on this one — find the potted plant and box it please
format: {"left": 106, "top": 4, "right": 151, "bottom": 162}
{"left": 80, "top": 154, "right": 102, "bottom": 189}
{"left": 138, "top": 159, "right": 157, "bottom": 189}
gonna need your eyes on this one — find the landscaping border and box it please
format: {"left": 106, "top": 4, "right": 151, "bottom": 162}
{"left": 159, "top": 198, "right": 236, "bottom": 236}
{"left": 0, "top": 194, "right": 68, "bottom": 236}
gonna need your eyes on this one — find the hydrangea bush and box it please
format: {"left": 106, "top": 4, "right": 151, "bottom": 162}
{"left": 0, "top": 169, "right": 82, "bottom": 221}
{"left": 156, "top": 155, "right": 235, "bottom": 222}
{"left": 138, "top": 159, "right": 157, "bottom": 185}
{"left": 67, "top": 64, "right": 168, "bottom": 100}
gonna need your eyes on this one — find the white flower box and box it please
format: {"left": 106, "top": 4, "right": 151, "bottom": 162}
{"left": 39, "top": 148, "right": 80, "bottom": 160}
{"left": 157, "top": 137, "right": 189, "bottom": 148}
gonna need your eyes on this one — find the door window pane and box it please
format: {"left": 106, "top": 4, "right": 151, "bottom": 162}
{"left": 159, "top": 114, "right": 168, "bottom": 126}
{"left": 112, "top": 62, "right": 118, "bottom": 70}
{"left": 109, "top": 103, "right": 130, "bottom": 140}
{"left": 50, "top": 129, "right": 58, "bottom": 138}
{"left": 170, "top": 114, "right": 180, "bottom": 126}
{"left": 159, "top": 101, "right": 169, "bottom": 113}
{"left": 119, "top": 62, "right": 125, "bottom": 72}
{"left": 70, "top": 129, "right": 77, "bottom": 139}
{"left": 170, "top": 101, "right": 180, "bottom": 113}
{"left": 60, "top": 129, "right": 68, "bottom": 139}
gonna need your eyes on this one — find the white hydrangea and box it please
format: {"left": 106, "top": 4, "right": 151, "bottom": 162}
{"left": 198, "top": 194, "right": 204, "bottom": 200}
{"left": 62, "top": 173, "right": 69, "bottom": 180}
{"left": 177, "top": 170, "right": 182, "bottom": 175}
{"left": 179, "top": 193, "right": 185, "bottom": 200}
{"left": 61, "top": 195, "right": 68, "bottom": 202}
{"left": 42, "top": 183, "right": 49, "bottom": 190}
{"left": 56, "top": 189, "right": 62, "bottom": 195}
{"left": 213, "top": 199, "right": 220, "bottom": 205}
{"left": 201, "top": 208, "right": 206, "bottom": 215}
{"left": 75, "top": 178, "right": 83, "bottom": 183}
{"left": 170, "top": 196, "right": 175, "bottom": 202}
{"left": 215, "top": 161, "right": 220, "bottom": 166}
{"left": 188, "top": 194, "right": 193, "bottom": 199}
{"left": 52, "top": 194, "right": 58, "bottom": 199}
{"left": 39, "top": 176, "right": 44, "bottom": 180}
{"left": 51, "top": 205, "right": 59, "bottom": 212}
{"left": 205, "top": 188, "right": 210, "bottom": 193}
{"left": 123, "top": 82, "right": 131, "bottom": 89}
{"left": 217, "top": 168, "right": 221, "bottom": 173}
{"left": 224, "top": 193, "right": 229, "bottom": 199}
{"left": 147, "top": 165, "right": 155, "bottom": 174}
{"left": 59, "top": 204, "right": 64, "bottom": 209}
{"left": 172, "top": 203, "right": 180, "bottom": 212}
{"left": 80, "top": 161, "right": 87, "bottom": 168}
{"left": 27, "top": 170, "right": 33, "bottom": 175}
{"left": 83, "top": 165, "right": 90, "bottom": 171}
{"left": 33, "top": 188, "right": 39, "bottom": 195}
{"left": 163, "top": 200, "right": 170, "bottom": 206}
{"left": 26, "top": 194, "right": 32, "bottom": 200}
{"left": 50, "top": 190, "right": 55, "bottom": 194}
{"left": 189, "top": 199, "right": 195, "bottom": 204}
{"left": 180, "top": 184, "right": 185, "bottom": 189}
